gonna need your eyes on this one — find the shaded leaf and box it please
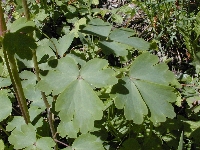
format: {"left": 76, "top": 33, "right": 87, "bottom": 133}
{"left": 178, "top": 131, "right": 184, "bottom": 150}
{"left": 82, "top": 18, "right": 112, "bottom": 37}
{"left": 3, "top": 32, "right": 37, "bottom": 60}
{"left": 120, "top": 138, "right": 141, "bottom": 150}
{"left": 99, "top": 41, "right": 130, "bottom": 56}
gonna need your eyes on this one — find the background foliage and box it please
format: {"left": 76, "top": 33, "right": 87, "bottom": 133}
{"left": 0, "top": 0, "right": 200, "bottom": 149}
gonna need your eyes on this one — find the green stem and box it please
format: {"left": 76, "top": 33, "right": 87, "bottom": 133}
{"left": 22, "top": 0, "right": 30, "bottom": 20}
{"left": 7, "top": 53, "right": 30, "bottom": 124}
{"left": 0, "top": 2, "right": 30, "bottom": 124}
{"left": 0, "top": 124, "right": 9, "bottom": 136}
{"left": 21, "top": 1, "right": 58, "bottom": 148}
{"left": 0, "top": 3, "right": 6, "bottom": 36}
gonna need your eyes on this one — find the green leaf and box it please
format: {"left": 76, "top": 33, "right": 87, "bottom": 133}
{"left": 57, "top": 121, "right": 79, "bottom": 138}
{"left": 35, "top": 137, "right": 55, "bottom": 150}
{"left": 29, "top": 106, "right": 43, "bottom": 128}
{"left": 80, "top": 58, "right": 117, "bottom": 88}
{"left": 8, "top": 124, "right": 36, "bottom": 149}
{"left": 0, "top": 140, "right": 4, "bottom": 150}
{"left": 56, "top": 79, "right": 104, "bottom": 137}
{"left": 71, "top": 133, "right": 104, "bottom": 150}
{"left": 112, "top": 52, "right": 176, "bottom": 124}
{"left": 0, "top": 90, "right": 12, "bottom": 122}
{"left": 37, "top": 57, "right": 79, "bottom": 95}
{"left": 120, "top": 138, "right": 141, "bottom": 150}
{"left": 109, "top": 28, "right": 150, "bottom": 51}
{"left": 36, "top": 39, "right": 55, "bottom": 63}
{"left": 82, "top": 18, "right": 112, "bottom": 37}
{"left": 8, "top": 17, "right": 35, "bottom": 33}
{"left": 99, "top": 41, "right": 130, "bottom": 56}
{"left": 178, "top": 131, "right": 184, "bottom": 150}
{"left": 0, "top": 77, "right": 11, "bottom": 88}
{"left": 50, "top": 32, "right": 74, "bottom": 56}
{"left": 6, "top": 116, "right": 25, "bottom": 131}
{"left": 8, "top": 123, "right": 55, "bottom": 149}
{"left": 3, "top": 32, "right": 37, "bottom": 60}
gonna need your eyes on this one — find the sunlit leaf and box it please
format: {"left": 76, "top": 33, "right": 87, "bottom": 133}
{"left": 8, "top": 123, "right": 55, "bottom": 149}
{"left": 72, "top": 133, "right": 104, "bottom": 150}
{"left": 56, "top": 79, "right": 104, "bottom": 137}
{"left": 50, "top": 32, "right": 74, "bottom": 56}
{"left": 112, "top": 52, "right": 177, "bottom": 124}
{"left": 80, "top": 58, "right": 117, "bottom": 88}
{"left": 37, "top": 56, "right": 79, "bottom": 95}
{"left": 0, "top": 90, "right": 12, "bottom": 122}
{"left": 8, "top": 124, "right": 36, "bottom": 149}
{"left": 109, "top": 28, "right": 150, "bottom": 51}
{"left": 9, "top": 17, "right": 35, "bottom": 33}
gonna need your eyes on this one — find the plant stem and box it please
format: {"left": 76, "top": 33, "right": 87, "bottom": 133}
{"left": 22, "top": 1, "right": 58, "bottom": 149}
{"left": 22, "top": 0, "right": 30, "bottom": 20}
{"left": 7, "top": 53, "right": 30, "bottom": 123}
{"left": 0, "top": 3, "right": 6, "bottom": 36}
{"left": 0, "top": 2, "right": 30, "bottom": 124}
{"left": 0, "top": 124, "right": 9, "bottom": 136}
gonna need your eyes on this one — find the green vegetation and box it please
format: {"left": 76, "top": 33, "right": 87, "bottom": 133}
{"left": 0, "top": 0, "right": 200, "bottom": 149}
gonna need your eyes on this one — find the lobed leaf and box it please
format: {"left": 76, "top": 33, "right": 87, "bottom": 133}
{"left": 50, "top": 32, "right": 74, "bottom": 56}
{"left": 8, "top": 124, "right": 36, "bottom": 149}
{"left": 56, "top": 79, "right": 104, "bottom": 137}
{"left": 80, "top": 58, "right": 118, "bottom": 88}
{"left": 37, "top": 57, "right": 79, "bottom": 95}
{"left": 112, "top": 52, "right": 177, "bottom": 124}
{"left": 8, "top": 123, "right": 55, "bottom": 149}
{"left": 71, "top": 133, "right": 104, "bottom": 150}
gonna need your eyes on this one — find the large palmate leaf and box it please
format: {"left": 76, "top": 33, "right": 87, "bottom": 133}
{"left": 80, "top": 58, "right": 117, "bottom": 88}
{"left": 56, "top": 79, "right": 104, "bottom": 137}
{"left": 37, "top": 57, "right": 117, "bottom": 137}
{"left": 55, "top": 58, "right": 116, "bottom": 137}
{"left": 8, "top": 123, "right": 55, "bottom": 149}
{"left": 112, "top": 52, "right": 177, "bottom": 124}
{"left": 37, "top": 57, "right": 79, "bottom": 95}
